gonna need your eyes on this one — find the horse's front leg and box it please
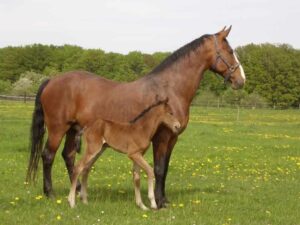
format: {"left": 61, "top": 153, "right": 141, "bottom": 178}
{"left": 152, "top": 128, "right": 178, "bottom": 209}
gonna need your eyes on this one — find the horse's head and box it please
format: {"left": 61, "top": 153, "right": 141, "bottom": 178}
{"left": 208, "top": 26, "right": 246, "bottom": 89}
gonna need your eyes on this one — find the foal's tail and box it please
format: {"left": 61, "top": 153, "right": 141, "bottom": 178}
{"left": 26, "top": 79, "right": 50, "bottom": 183}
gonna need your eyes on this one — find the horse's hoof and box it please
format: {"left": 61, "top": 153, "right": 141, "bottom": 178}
{"left": 45, "top": 192, "right": 54, "bottom": 199}
{"left": 163, "top": 197, "right": 170, "bottom": 204}
{"left": 155, "top": 198, "right": 167, "bottom": 209}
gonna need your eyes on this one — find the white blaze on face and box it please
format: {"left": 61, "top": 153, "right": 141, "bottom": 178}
{"left": 233, "top": 52, "right": 246, "bottom": 82}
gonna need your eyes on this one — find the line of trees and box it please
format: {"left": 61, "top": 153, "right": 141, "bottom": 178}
{"left": 0, "top": 43, "right": 299, "bottom": 108}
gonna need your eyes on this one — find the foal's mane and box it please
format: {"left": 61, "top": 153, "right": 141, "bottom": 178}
{"left": 129, "top": 100, "right": 166, "bottom": 124}
{"left": 150, "top": 34, "right": 211, "bottom": 74}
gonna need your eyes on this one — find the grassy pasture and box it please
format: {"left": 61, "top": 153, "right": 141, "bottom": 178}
{"left": 0, "top": 100, "right": 299, "bottom": 225}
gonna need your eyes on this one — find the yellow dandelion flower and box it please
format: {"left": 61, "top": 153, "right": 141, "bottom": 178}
{"left": 193, "top": 200, "right": 201, "bottom": 204}
{"left": 35, "top": 195, "right": 43, "bottom": 200}
{"left": 56, "top": 199, "right": 62, "bottom": 204}
{"left": 15, "top": 197, "right": 19, "bottom": 201}
{"left": 179, "top": 203, "right": 184, "bottom": 207}
{"left": 56, "top": 215, "right": 61, "bottom": 220}
{"left": 142, "top": 214, "right": 148, "bottom": 218}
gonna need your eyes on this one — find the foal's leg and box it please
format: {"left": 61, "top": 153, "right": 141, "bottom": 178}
{"left": 68, "top": 141, "right": 103, "bottom": 208}
{"left": 42, "top": 130, "right": 65, "bottom": 197}
{"left": 129, "top": 153, "right": 157, "bottom": 210}
{"left": 62, "top": 128, "right": 81, "bottom": 191}
{"left": 80, "top": 147, "right": 106, "bottom": 204}
{"left": 132, "top": 162, "right": 148, "bottom": 210}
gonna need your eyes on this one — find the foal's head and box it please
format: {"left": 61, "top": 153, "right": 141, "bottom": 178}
{"left": 129, "top": 97, "right": 181, "bottom": 134}
{"left": 207, "top": 26, "right": 246, "bottom": 89}
{"left": 157, "top": 99, "right": 181, "bottom": 134}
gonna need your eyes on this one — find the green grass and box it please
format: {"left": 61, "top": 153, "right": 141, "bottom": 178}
{"left": 0, "top": 100, "right": 299, "bottom": 225}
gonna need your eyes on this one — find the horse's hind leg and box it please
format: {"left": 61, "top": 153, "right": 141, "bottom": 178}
{"left": 42, "top": 130, "right": 65, "bottom": 197}
{"left": 129, "top": 153, "right": 157, "bottom": 210}
{"left": 62, "top": 127, "right": 81, "bottom": 191}
{"left": 132, "top": 162, "right": 148, "bottom": 210}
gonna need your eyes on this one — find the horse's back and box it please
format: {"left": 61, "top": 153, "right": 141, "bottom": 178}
{"left": 40, "top": 71, "right": 158, "bottom": 128}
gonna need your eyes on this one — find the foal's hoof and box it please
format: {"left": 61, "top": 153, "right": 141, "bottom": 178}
{"left": 137, "top": 203, "right": 149, "bottom": 211}
{"left": 151, "top": 206, "right": 158, "bottom": 210}
{"left": 68, "top": 196, "right": 76, "bottom": 208}
{"left": 81, "top": 198, "right": 88, "bottom": 205}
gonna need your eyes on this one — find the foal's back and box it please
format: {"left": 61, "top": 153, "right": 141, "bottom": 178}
{"left": 87, "top": 102, "right": 168, "bottom": 154}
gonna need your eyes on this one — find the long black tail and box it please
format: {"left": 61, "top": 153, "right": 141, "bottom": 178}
{"left": 26, "top": 79, "right": 50, "bottom": 183}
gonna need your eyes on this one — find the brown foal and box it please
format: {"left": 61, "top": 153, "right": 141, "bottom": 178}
{"left": 67, "top": 99, "right": 181, "bottom": 210}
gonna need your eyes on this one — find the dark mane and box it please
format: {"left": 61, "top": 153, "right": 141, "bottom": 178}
{"left": 129, "top": 100, "right": 166, "bottom": 124}
{"left": 149, "top": 34, "right": 211, "bottom": 74}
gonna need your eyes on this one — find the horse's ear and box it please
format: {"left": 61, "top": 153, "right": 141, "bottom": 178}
{"left": 219, "top": 25, "right": 232, "bottom": 39}
{"left": 216, "top": 26, "right": 226, "bottom": 35}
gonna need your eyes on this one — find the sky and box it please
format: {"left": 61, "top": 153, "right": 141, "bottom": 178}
{"left": 0, "top": 0, "right": 299, "bottom": 54}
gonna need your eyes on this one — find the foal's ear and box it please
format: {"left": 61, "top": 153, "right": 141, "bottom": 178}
{"left": 163, "top": 97, "right": 169, "bottom": 104}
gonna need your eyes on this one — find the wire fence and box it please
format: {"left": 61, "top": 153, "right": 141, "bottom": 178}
{"left": 0, "top": 94, "right": 299, "bottom": 110}
{"left": 0, "top": 94, "right": 35, "bottom": 102}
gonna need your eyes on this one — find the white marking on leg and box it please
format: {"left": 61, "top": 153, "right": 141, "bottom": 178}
{"left": 133, "top": 163, "right": 148, "bottom": 210}
{"left": 68, "top": 179, "right": 77, "bottom": 208}
{"left": 148, "top": 171, "right": 157, "bottom": 209}
{"left": 80, "top": 170, "right": 88, "bottom": 204}
{"left": 233, "top": 53, "right": 246, "bottom": 81}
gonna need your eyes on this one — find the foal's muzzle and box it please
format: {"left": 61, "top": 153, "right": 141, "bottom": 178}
{"left": 173, "top": 122, "right": 181, "bottom": 133}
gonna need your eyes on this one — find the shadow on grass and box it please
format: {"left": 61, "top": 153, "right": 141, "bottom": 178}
{"left": 53, "top": 184, "right": 229, "bottom": 204}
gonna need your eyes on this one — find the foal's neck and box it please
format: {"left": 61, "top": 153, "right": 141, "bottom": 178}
{"left": 133, "top": 107, "right": 164, "bottom": 139}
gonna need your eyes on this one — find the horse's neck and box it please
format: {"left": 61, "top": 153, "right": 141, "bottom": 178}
{"left": 150, "top": 48, "right": 209, "bottom": 106}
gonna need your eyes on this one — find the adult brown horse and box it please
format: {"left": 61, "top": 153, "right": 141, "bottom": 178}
{"left": 26, "top": 26, "right": 245, "bottom": 208}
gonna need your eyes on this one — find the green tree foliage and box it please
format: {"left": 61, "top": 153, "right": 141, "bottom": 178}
{"left": 236, "top": 44, "right": 300, "bottom": 108}
{"left": 0, "top": 43, "right": 299, "bottom": 108}
{"left": 12, "top": 71, "right": 47, "bottom": 95}
{"left": 0, "top": 79, "right": 12, "bottom": 94}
